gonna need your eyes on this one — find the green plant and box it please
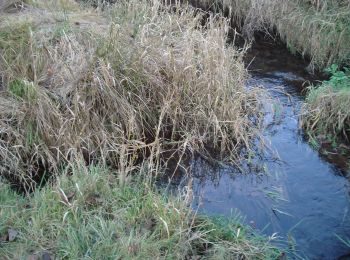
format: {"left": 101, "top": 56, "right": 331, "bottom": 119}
{"left": 324, "top": 64, "right": 350, "bottom": 90}
{"left": 0, "top": 164, "right": 282, "bottom": 259}
{"left": 8, "top": 79, "right": 37, "bottom": 101}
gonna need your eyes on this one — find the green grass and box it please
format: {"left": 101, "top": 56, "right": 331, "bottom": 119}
{"left": 8, "top": 79, "right": 38, "bottom": 102}
{"left": 0, "top": 165, "right": 282, "bottom": 259}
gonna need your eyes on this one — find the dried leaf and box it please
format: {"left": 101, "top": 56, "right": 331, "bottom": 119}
{"left": 0, "top": 234, "right": 8, "bottom": 242}
{"left": 8, "top": 228, "right": 18, "bottom": 242}
{"left": 127, "top": 243, "right": 139, "bottom": 255}
{"left": 27, "top": 254, "right": 39, "bottom": 260}
{"left": 86, "top": 193, "right": 103, "bottom": 206}
{"left": 144, "top": 218, "right": 156, "bottom": 231}
{"left": 66, "top": 191, "right": 76, "bottom": 202}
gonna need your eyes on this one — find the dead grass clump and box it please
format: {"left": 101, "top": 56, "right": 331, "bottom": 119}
{"left": 0, "top": 0, "right": 262, "bottom": 190}
{"left": 0, "top": 0, "right": 25, "bottom": 13}
{"left": 302, "top": 82, "right": 350, "bottom": 142}
{"left": 302, "top": 64, "right": 350, "bottom": 145}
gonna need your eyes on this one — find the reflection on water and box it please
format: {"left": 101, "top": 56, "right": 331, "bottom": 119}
{"left": 192, "top": 40, "right": 350, "bottom": 259}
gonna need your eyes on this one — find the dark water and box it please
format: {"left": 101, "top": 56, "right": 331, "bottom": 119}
{"left": 192, "top": 40, "right": 350, "bottom": 259}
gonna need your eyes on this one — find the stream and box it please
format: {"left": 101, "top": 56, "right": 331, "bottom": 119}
{"left": 191, "top": 39, "right": 350, "bottom": 259}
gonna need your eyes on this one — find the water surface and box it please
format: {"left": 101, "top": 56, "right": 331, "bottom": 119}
{"left": 192, "top": 39, "right": 350, "bottom": 259}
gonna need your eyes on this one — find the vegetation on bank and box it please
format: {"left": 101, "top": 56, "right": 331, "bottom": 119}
{"left": 302, "top": 65, "right": 350, "bottom": 145}
{"left": 0, "top": 164, "right": 281, "bottom": 259}
{"left": 196, "top": 0, "right": 350, "bottom": 71}
{"left": 0, "top": 0, "right": 281, "bottom": 258}
{"left": 191, "top": 0, "right": 350, "bottom": 160}
{"left": 0, "top": 0, "right": 263, "bottom": 191}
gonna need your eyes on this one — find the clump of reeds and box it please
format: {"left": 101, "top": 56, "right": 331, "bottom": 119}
{"left": 302, "top": 65, "right": 350, "bottom": 142}
{"left": 0, "top": 0, "right": 262, "bottom": 190}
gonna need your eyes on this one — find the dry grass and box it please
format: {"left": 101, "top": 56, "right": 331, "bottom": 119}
{"left": 196, "top": 0, "right": 350, "bottom": 70}
{"left": 303, "top": 86, "right": 350, "bottom": 140}
{"left": 0, "top": 0, "right": 263, "bottom": 191}
{"left": 301, "top": 68, "right": 350, "bottom": 142}
{"left": 0, "top": 0, "right": 24, "bottom": 13}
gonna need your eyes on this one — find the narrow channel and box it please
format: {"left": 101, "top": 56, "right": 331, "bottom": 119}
{"left": 191, "top": 39, "right": 350, "bottom": 259}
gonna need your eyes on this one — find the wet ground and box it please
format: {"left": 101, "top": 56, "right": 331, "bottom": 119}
{"left": 191, "top": 39, "right": 350, "bottom": 259}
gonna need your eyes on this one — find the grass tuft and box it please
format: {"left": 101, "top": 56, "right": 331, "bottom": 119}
{"left": 0, "top": 164, "right": 281, "bottom": 259}
{"left": 0, "top": 0, "right": 263, "bottom": 191}
{"left": 302, "top": 64, "right": 350, "bottom": 142}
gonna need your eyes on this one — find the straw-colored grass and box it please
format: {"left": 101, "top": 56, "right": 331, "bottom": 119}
{"left": 0, "top": 0, "right": 262, "bottom": 190}
{"left": 195, "top": 0, "right": 350, "bottom": 70}
{"left": 302, "top": 65, "right": 350, "bottom": 142}
{"left": 0, "top": 0, "right": 24, "bottom": 12}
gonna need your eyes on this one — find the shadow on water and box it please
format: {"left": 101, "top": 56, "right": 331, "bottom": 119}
{"left": 191, "top": 38, "right": 350, "bottom": 259}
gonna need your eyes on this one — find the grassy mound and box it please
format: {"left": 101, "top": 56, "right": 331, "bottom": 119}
{"left": 195, "top": 0, "right": 350, "bottom": 70}
{"left": 0, "top": 0, "right": 263, "bottom": 191}
{"left": 0, "top": 164, "right": 281, "bottom": 259}
{"left": 302, "top": 64, "right": 350, "bottom": 143}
